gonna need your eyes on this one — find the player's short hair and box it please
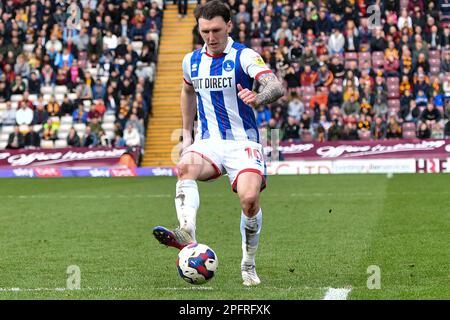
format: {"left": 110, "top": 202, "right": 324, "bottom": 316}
{"left": 194, "top": 0, "right": 231, "bottom": 23}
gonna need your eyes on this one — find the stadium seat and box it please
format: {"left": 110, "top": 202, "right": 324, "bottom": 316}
{"left": 1, "top": 126, "right": 14, "bottom": 135}
{"left": 430, "top": 66, "right": 440, "bottom": 75}
{"left": 40, "top": 86, "right": 53, "bottom": 95}
{"left": 83, "top": 100, "right": 92, "bottom": 111}
{"left": 387, "top": 77, "right": 399, "bottom": 86}
{"left": 40, "top": 140, "right": 54, "bottom": 149}
{"left": 57, "top": 130, "right": 69, "bottom": 140}
{"left": 429, "top": 50, "right": 440, "bottom": 60}
{"left": 54, "top": 86, "right": 68, "bottom": 95}
{"left": 402, "top": 130, "right": 416, "bottom": 139}
{"left": 28, "top": 94, "right": 38, "bottom": 102}
{"left": 387, "top": 86, "right": 400, "bottom": 99}
{"left": 300, "top": 130, "right": 313, "bottom": 142}
{"left": 302, "top": 86, "right": 315, "bottom": 96}
{"left": 68, "top": 93, "right": 78, "bottom": 100}
{"left": 103, "top": 114, "right": 116, "bottom": 124}
{"left": 0, "top": 133, "right": 9, "bottom": 142}
{"left": 101, "top": 122, "right": 115, "bottom": 131}
{"left": 402, "top": 122, "right": 416, "bottom": 132}
{"left": 73, "top": 123, "right": 86, "bottom": 134}
{"left": 55, "top": 94, "right": 65, "bottom": 103}
{"left": 358, "top": 51, "right": 371, "bottom": 61}
{"left": 10, "top": 94, "right": 23, "bottom": 102}
{"left": 344, "top": 52, "right": 358, "bottom": 61}
{"left": 61, "top": 115, "right": 73, "bottom": 125}
{"left": 54, "top": 140, "right": 68, "bottom": 148}
{"left": 250, "top": 38, "right": 262, "bottom": 47}
{"left": 358, "top": 130, "right": 371, "bottom": 140}
{"left": 23, "top": 44, "right": 35, "bottom": 53}
{"left": 59, "top": 123, "right": 72, "bottom": 132}
{"left": 387, "top": 99, "right": 400, "bottom": 111}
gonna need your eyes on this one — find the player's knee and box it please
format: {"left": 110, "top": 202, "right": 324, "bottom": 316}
{"left": 176, "top": 162, "right": 191, "bottom": 179}
{"left": 240, "top": 192, "right": 260, "bottom": 216}
{"left": 177, "top": 162, "right": 200, "bottom": 179}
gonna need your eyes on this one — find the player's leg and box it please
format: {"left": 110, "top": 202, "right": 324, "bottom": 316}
{"left": 175, "top": 151, "right": 220, "bottom": 240}
{"left": 236, "top": 171, "right": 264, "bottom": 286}
{"left": 153, "top": 151, "right": 221, "bottom": 249}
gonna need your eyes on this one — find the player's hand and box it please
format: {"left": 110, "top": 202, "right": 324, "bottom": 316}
{"left": 237, "top": 84, "right": 258, "bottom": 108}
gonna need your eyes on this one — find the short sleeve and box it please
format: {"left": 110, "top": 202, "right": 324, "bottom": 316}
{"left": 239, "top": 48, "right": 272, "bottom": 81}
{"left": 182, "top": 53, "right": 193, "bottom": 85}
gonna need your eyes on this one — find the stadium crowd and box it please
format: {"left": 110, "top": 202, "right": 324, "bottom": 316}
{"left": 2, "top": 0, "right": 450, "bottom": 155}
{"left": 0, "top": 0, "right": 162, "bottom": 151}
{"left": 193, "top": 0, "right": 450, "bottom": 142}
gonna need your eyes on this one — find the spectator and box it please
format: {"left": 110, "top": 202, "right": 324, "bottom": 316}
{"left": 282, "top": 116, "right": 300, "bottom": 142}
{"left": 284, "top": 66, "right": 301, "bottom": 90}
{"left": 14, "top": 54, "right": 31, "bottom": 79}
{"left": 113, "top": 132, "right": 126, "bottom": 147}
{"left": 67, "top": 127, "right": 81, "bottom": 147}
{"left": 11, "top": 75, "right": 27, "bottom": 95}
{"left": 82, "top": 126, "right": 98, "bottom": 147}
{"left": 287, "top": 92, "right": 304, "bottom": 122}
{"left": 342, "top": 95, "right": 360, "bottom": 118}
{"left": 24, "top": 125, "right": 41, "bottom": 148}
{"left": 386, "top": 115, "right": 402, "bottom": 139}
{"left": 328, "top": 28, "right": 345, "bottom": 54}
{"left": 370, "top": 28, "right": 387, "bottom": 52}
{"left": 328, "top": 84, "right": 343, "bottom": 109}
{"left": 372, "top": 97, "right": 388, "bottom": 119}
{"left": 255, "top": 105, "right": 271, "bottom": 128}
{"left": 371, "top": 116, "right": 387, "bottom": 140}
{"left": 327, "top": 118, "right": 343, "bottom": 141}
{"left": 6, "top": 126, "right": 25, "bottom": 149}
{"left": 98, "top": 129, "right": 111, "bottom": 147}
{"left": 444, "top": 120, "right": 450, "bottom": 138}
{"left": 417, "top": 121, "right": 431, "bottom": 139}
{"left": 342, "top": 117, "right": 359, "bottom": 140}
{"left": 42, "top": 119, "right": 59, "bottom": 141}
{"left": 33, "top": 102, "right": 49, "bottom": 125}
{"left": 28, "top": 71, "right": 41, "bottom": 95}
{"left": 73, "top": 103, "right": 89, "bottom": 124}
{"left": 123, "top": 123, "right": 141, "bottom": 147}
{"left": 300, "top": 64, "right": 318, "bottom": 87}
{"left": 421, "top": 103, "right": 442, "bottom": 126}
{"left": 61, "top": 95, "right": 75, "bottom": 116}
{"left": 317, "top": 62, "right": 334, "bottom": 87}
{"left": 46, "top": 95, "right": 61, "bottom": 117}
{"left": 15, "top": 103, "right": 34, "bottom": 126}
{"left": 88, "top": 116, "right": 103, "bottom": 136}
{"left": 1, "top": 102, "right": 17, "bottom": 127}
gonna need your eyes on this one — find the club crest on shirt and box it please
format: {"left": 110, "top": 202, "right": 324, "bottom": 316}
{"left": 223, "top": 60, "right": 234, "bottom": 72}
{"left": 254, "top": 55, "right": 266, "bottom": 67}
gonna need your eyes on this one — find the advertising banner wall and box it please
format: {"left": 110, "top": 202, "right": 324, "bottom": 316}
{"left": 0, "top": 147, "right": 138, "bottom": 168}
{"left": 264, "top": 139, "right": 450, "bottom": 161}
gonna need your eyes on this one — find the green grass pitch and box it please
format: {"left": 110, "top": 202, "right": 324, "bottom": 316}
{"left": 0, "top": 174, "right": 448, "bottom": 299}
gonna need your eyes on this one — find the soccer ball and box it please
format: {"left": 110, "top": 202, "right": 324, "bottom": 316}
{"left": 176, "top": 243, "right": 218, "bottom": 285}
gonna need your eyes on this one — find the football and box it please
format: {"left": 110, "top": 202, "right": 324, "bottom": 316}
{"left": 176, "top": 243, "right": 218, "bottom": 285}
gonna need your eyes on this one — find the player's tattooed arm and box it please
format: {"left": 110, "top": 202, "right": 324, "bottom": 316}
{"left": 237, "top": 72, "right": 285, "bottom": 108}
{"left": 254, "top": 72, "right": 285, "bottom": 106}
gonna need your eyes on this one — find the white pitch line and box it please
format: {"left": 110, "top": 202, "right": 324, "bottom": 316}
{"left": 0, "top": 287, "right": 135, "bottom": 292}
{"left": 323, "top": 287, "right": 352, "bottom": 300}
